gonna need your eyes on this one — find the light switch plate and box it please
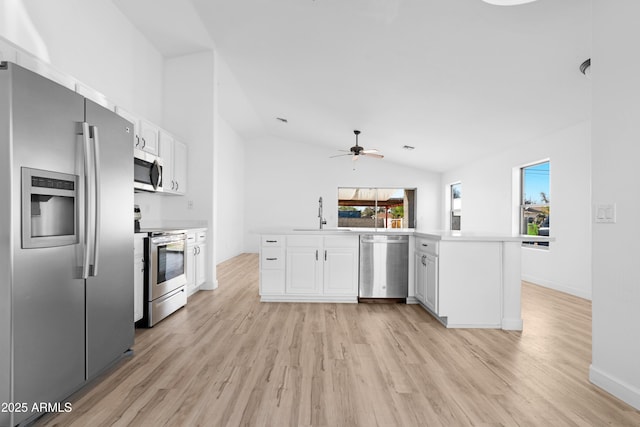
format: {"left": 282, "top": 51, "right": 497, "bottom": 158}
{"left": 595, "top": 203, "right": 616, "bottom": 223}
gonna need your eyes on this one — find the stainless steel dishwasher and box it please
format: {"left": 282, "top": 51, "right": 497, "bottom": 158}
{"left": 359, "top": 234, "right": 409, "bottom": 300}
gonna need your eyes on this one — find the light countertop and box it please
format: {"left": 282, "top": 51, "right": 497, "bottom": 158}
{"left": 257, "top": 227, "right": 554, "bottom": 243}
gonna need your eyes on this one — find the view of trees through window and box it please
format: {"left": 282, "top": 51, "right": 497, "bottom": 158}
{"left": 521, "top": 161, "right": 550, "bottom": 247}
{"left": 338, "top": 188, "right": 416, "bottom": 229}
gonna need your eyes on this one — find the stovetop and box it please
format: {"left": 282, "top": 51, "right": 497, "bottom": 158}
{"left": 136, "top": 228, "right": 189, "bottom": 236}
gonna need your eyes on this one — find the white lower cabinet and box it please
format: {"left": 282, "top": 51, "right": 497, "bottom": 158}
{"left": 133, "top": 234, "right": 145, "bottom": 323}
{"left": 286, "top": 243, "right": 322, "bottom": 295}
{"left": 414, "top": 252, "right": 426, "bottom": 304}
{"left": 322, "top": 243, "right": 359, "bottom": 296}
{"left": 424, "top": 253, "right": 439, "bottom": 314}
{"left": 260, "top": 234, "right": 358, "bottom": 302}
{"left": 186, "top": 230, "right": 207, "bottom": 297}
{"left": 414, "top": 237, "right": 439, "bottom": 315}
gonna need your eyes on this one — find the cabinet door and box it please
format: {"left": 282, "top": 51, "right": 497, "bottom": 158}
{"left": 139, "top": 119, "right": 159, "bottom": 155}
{"left": 185, "top": 242, "right": 196, "bottom": 295}
{"left": 173, "top": 139, "right": 187, "bottom": 194}
{"left": 159, "top": 131, "right": 176, "bottom": 192}
{"left": 133, "top": 236, "right": 145, "bottom": 323}
{"left": 115, "top": 106, "right": 140, "bottom": 149}
{"left": 134, "top": 256, "right": 144, "bottom": 322}
{"left": 286, "top": 247, "right": 321, "bottom": 294}
{"left": 323, "top": 247, "right": 358, "bottom": 295}
{"left": 414, "top": 252, "right": 426, "bottom": 304}
{"left": 425, "top": 254, "right": 439, "bottom": 314}
{"left": 196, "top": 244, "right": 207, "bottom": 286}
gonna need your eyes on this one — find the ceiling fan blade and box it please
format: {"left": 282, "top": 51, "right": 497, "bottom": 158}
{"left": 362, "top": 152, "right": 384, "bottom": 159}
{"left": 361, "top": 149, "right": 379, "bottom": 154}
{"left": 330, "top": 153, "right": 353, "bottom": 158}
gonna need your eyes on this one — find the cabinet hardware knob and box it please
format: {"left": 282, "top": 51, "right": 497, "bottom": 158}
{"left": 422, "top": 243, "right": 428, "bottom": 247}
{"left": 266, "top": 257, "right": 278, "bottom": 261}
{"left": 324, "top": 250, "right": 327, "bottom": 261}
{"left": 266, "top": 240, "right": 277, "bottom": 243}
{"left": 316, "top": 250, "right": 318, "bottom": 261}
{"left": 141, "top": 137, "right": 146, "bottom": 148}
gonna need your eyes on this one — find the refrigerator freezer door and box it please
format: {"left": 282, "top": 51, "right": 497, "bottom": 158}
{"left": 8, "top": 62, "right": 86, "bottom": 425}
{"left": 84, "top": 100, "right": 134, "bottom": 380}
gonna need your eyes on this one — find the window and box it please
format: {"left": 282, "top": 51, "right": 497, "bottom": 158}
{"left": 450, "top": 183, "right": 461, "bottom": 231}
{"left": 520, "top": 161, "right": 549, "bottom": 247}
{"left": 338, "top": 188, "right": 416, "bottom": 229}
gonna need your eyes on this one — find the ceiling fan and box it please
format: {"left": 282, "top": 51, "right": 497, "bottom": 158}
{"left": 330, "top": 130, "right": 384, "bottom": 161}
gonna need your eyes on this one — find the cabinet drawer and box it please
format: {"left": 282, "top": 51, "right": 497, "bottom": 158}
{"left": 415, "top": 237, "right": 438, "bottom": 255}
{"left": 262, "top": 235, "right": 284, "bottom": 247}
{"left": 261, "top": 247, "right": 284, "bottom": 269}
{"left": 260, "top": 270, "right": 285, "bottom": 295}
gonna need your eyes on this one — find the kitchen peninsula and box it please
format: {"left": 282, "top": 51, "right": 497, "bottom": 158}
{"left": 258, "top": 229, "right": 552, "bottom": 331}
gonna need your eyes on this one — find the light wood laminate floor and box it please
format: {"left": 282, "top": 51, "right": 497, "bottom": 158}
{"left": 37, "top": 253, "right": 640, "bottom": 426}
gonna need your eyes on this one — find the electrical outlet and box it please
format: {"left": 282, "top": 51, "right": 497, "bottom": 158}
{"left": 187, "top": 200, "right": 194, "bottom": 210}
{"left": 595, "top": 203, "right": 616, "bottom": 223}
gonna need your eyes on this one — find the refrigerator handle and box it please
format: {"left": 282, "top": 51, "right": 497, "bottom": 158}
{"left": 81, "top": 122, "right": 91, "bottom": 279}
{"left": 90, "top": 125, "right": 101, "bottom": 276}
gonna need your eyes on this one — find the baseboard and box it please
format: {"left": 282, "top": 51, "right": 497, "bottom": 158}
{"left": 501, "top": 317, "right": 524, "bottom": 331}
{"left": 590, "top": 364, "right": 640, "bottom": 410}
{"left": 260, "top": 295, "right": 358, "bottom": 303}
{"left": 521, "top": 274, "right": 591, "bottom": 300}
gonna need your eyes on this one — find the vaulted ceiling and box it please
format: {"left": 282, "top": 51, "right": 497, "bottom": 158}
{"left": 115, "top": 0, "right": 591, "bottom": 172}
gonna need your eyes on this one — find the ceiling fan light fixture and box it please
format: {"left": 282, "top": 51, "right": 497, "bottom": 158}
{"left": 482, "top": 0, "right": 538, "bottom": 5}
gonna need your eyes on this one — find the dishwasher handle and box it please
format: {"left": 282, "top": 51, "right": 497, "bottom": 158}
{"left": 360, "top": 239, "right": 408, "bottom": 244}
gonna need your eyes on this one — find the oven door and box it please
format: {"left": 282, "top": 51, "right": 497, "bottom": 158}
{"left": 134, "top": 149, "right": 163, "bottom": 192}
{"left": 149, "top": 233, "right": 187, "bottom": 300}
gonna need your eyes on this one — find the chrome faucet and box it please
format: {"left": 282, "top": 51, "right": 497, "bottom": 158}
{"left": 318, "top": 197, "right": 327, "bottom": 229}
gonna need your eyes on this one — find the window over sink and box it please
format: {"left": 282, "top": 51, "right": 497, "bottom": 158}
{"left": 337, "top": 187, "right": 416, "bottom": 229}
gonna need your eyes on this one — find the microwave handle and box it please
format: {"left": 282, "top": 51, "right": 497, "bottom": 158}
{"left": 81, "top": 122, "right": 92, "bottom": 279}
{"left": 150, "top": 160, "right": 161, "bottom": 190}
{"left": 90, "top": 125, "right": 101, "bottom": 277}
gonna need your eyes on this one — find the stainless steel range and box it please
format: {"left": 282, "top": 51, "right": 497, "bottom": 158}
{"left": 140, "top": 230, "right": 188, "bottom": 327}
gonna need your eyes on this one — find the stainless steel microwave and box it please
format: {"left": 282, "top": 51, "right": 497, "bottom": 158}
{"left": 134, "top": 148, "right": 163, "bottom": 192}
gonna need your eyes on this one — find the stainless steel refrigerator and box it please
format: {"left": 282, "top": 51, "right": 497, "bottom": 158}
{"left": 0, "top": 62, "right": 134, "bottom": 427}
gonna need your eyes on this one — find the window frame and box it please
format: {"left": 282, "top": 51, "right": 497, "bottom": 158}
{"left": 337, "top": 187, "right": 416, "bottom": 229}
{"left": 519, "top": 160, "right": 550, "bottom": 248}
{"left": 450, "top": 182, "right": 462, "bottom": 231}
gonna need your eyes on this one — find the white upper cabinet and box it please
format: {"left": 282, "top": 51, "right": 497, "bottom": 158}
{"left": 173, "top": 139, "right": 187, "bottom": 194}
{"left": 159, "top": 130, "right": 187, "bottom": 195}
{"left": 139, "top": 119, "right": 159, "bottom": 156}
{"left": 115, "top": 106, "right": 141, "bottom": 150}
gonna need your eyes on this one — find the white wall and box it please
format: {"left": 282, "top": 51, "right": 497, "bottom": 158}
{"left": 243, "top": 136, "right": 441, "bottom": 253}
{"left": 157, "top": 50, "right": 217, "bottom": 289}
{"left": 589, "top": 0, "right": 640, "bottom": 410}
{"left": 215, "top": 117, "right": 246, "bottom": 263}
{"left": 0, "top": 0, "right": 164, "bottom": 122}
{"left": 441, "top": 122, "right": 592, "bottom": 299}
